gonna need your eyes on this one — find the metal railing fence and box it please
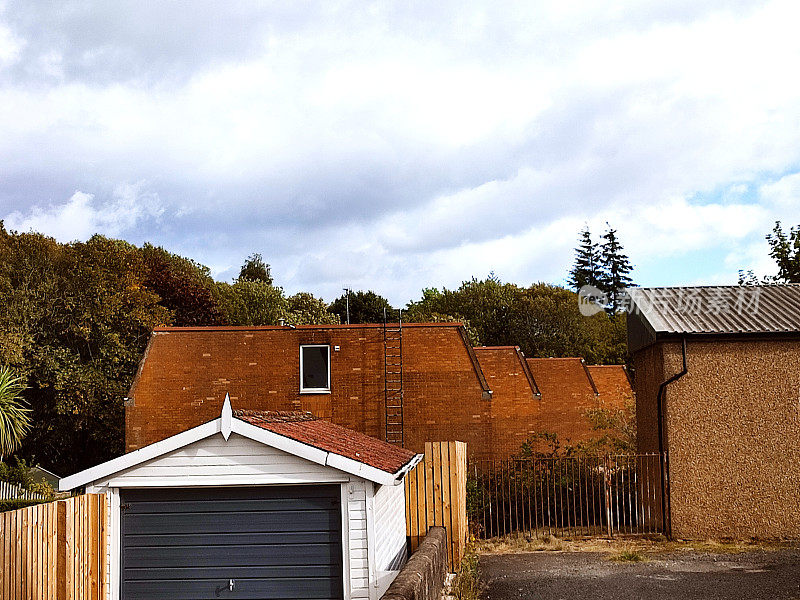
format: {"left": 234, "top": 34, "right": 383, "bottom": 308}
{"left": 468, "top": 453, "right": 667, "bottom": 538}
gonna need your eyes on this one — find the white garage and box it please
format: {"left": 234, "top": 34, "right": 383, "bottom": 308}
{"left": 60, "top": 397, "right": 422, "bottom": 600}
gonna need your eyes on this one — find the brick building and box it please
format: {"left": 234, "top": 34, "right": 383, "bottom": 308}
{"left": 525, "top": 358, "right": 632, "bottom": 448}
{"left": 628, "top": 285, "right": 800, "bottom": 538}
{"left": 125, "top": 324, "right": 632, "bottom": 462}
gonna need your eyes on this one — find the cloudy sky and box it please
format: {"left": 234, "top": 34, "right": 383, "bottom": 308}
{"left": 1, "top": 1, "right": 799, "bottom": 304}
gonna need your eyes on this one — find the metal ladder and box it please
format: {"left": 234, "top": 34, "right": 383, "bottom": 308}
{"left": 383, "top": 308, "right": 404, "bottom": 446}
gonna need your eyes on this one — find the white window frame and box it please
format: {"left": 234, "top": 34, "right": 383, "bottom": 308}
{"left": 300, "top": 344, "right": 331, "bottom": 393}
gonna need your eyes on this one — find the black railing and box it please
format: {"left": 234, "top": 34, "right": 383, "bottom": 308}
{"left": 468, "top": 453, "right": 667, "bottom": 538}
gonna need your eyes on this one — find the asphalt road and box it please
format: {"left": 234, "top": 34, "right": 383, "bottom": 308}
{"left": 479, "top": 550, "right": 800, "bottom": 600}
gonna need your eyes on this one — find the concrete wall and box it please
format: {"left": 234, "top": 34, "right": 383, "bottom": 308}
{"left": 634, "top": 338, "right": 800, "bottom": 538}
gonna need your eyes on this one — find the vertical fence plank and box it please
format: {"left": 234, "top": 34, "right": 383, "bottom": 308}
{"left": 403, "top": 441, "right": 468, "bottom": 572}
{"left": 57, "top": 500, "right": 67, "bottom": 600}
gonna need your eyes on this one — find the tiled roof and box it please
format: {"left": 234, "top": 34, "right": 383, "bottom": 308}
{"left": 628, "top": 285, "right": 800, "bottom": 335}
{"left": 234, "top": 410, "right": 418, "bottom": 475}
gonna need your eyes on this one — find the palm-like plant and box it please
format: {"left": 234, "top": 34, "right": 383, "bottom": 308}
{"left": 0, "top": 367, "right": 31, "bottom": 459}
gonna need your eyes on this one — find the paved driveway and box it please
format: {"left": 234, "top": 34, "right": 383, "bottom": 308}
{"left": 480, "top": 550, "right": 800, "bottom": 600}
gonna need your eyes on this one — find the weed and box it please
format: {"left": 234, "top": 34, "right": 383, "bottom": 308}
{"left": 613, "top": 549, "right": 646, "bottom": 562}
{"left": 451, "top": 544, "right": 484, "bottom": 600}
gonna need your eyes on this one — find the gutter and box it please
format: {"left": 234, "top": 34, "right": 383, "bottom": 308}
{"left": 656, "top": 337, "right": 688, "bottom": 538}
{"left": 393, "top": 453, "right": 425, "bottom": 482}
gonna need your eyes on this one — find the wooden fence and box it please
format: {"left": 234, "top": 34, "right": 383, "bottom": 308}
{"left": 404, "top": 441, "right": 468, "bottom": 572}
{"left": 0, "top": 494, "right": 108, "bottom": 600}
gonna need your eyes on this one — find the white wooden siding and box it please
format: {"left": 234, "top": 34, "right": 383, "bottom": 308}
{"left": 98, "top": 433, "right": 349, "bottom": 488}
{"left": 372, "top": 482, "right": 407, "bottom": 596}
{"left": 347, "top": 481, "right": 370, "bottom": 598}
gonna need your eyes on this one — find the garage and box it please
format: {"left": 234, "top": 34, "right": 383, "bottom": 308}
{"left": 120, "top": 486, "right": 343, "bottom": 600}
{"left": 60, "top": 397, "right": 422, "bottom": 600}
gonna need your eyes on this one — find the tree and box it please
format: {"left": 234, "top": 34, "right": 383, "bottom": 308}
{"left": 216, "top": 279, "right": 285, "bottom": 326}
{"left": 284, "top": 292, "right": 339, "bottom": 325}
{"left": 141, "top": 244, "right": 226, "bottom": 326}
{"left": 598, "top": 224, "right": 634, "bottom": 314}
{"left": 0, "top": 367, "right": 30, "bottom": 458}
{"left": 406, "top": 277, "right": 627, "bottom": 364}
{"left": 238, "top": 253, "right": 272, "bottom": 284}
{"left": 329, "top": 290, "right": 393, "bottom": 324}
{"left": 0, "top": 230, "right": 171, "bottom": 473}
{"left": 567, "top": 227, "right": 602, "bottom": 291}
{"left": 766, "top": 221, "right": 800, "bottom": 283}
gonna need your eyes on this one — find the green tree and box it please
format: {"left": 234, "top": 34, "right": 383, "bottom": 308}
{"left": 141, "top": 244, "right": 226, "bottom": 326}
{"left": 598, "top": 224, "right": 634, "bottom": 313}
{"left": 0, "top": 367, "right": 30, "bottom": 458}
{"left": 329, "top": 290, "right": 393, "bottom": 324}
{"left": 406, "top": 277, "right": 626, "bottom": 364}
{"left": 284, "top": 292, "right": 339, "bottom": 325}
{"left": 238, "top": 253, "right": 272, "bottom": 284}
{"left": 0, "top": 229, "right": 171, "bottom": 473}
{"left": 216, "top": 279, "right": 286, "bottom": 326}
{"left": 567, "top": 227, "right": 602, "bottom": 291}
{"left": 766, "top": 221, "right": 800, "bottom": 283}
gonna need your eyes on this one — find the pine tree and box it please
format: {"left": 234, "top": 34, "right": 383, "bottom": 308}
{"left": 599, "top": 224, "right": 634, "bottom": 313}
{"left": 567, "top": 227, "right": 602, "bottom": 291}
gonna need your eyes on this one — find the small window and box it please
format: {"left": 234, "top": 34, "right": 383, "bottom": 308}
{"left": 300, "top": 345, "right": 330, "bottom": 393}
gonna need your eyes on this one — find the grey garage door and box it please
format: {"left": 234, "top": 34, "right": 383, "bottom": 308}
{"left": 120, "top": 486, "right": 344, "bottom": 600}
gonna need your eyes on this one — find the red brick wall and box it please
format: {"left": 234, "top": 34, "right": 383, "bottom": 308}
{"left": 473, "top": 347, "right": 540, "bottom": 460}
{"left": 125, "top": 326, "right": 634, "bottom": 464}
{"left": 125, "top": 324, "right": 493, "bottom": 458}
{"left": 526, "top": 358, "right": 602, "bottom": 447}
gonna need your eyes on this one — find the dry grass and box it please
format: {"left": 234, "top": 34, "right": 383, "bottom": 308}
{"left": 476, "top": 533, "right": 796, "bottom": 557}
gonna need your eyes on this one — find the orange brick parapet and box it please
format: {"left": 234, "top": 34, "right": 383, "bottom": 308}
{"left": 124, "top": 325, "right": 633, "bottom": 462}
{"left": 125, "top": 323, "right": 494, "bottom": 459}
{"left": 525, "top": 358, "right": 632, "bottom": 448}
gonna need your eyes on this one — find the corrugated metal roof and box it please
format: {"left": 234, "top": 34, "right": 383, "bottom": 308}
{"left": 628, "top": 285, "right": 800, "bottom": 335}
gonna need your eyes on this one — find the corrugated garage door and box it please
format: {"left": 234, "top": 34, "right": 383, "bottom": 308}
{"left": 120, "top": 486, "right": 344, "bottom": 600}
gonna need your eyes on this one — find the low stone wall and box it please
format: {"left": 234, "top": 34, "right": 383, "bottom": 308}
{"left": 381, "top": 527, "right": 448, "bottom": 600}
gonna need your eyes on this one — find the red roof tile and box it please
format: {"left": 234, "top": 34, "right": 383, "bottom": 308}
{"left": 234, "top": 410, "right": 418, "bottom": 475}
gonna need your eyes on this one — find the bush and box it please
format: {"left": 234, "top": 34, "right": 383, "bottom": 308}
{"left": 0, "top": 498, "right": 47, "bottom": 512}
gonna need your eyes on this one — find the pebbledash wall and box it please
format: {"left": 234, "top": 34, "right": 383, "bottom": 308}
{"left": 633, "top": 338, "right": 800, "bottom": 539}
{"left": 125, "top": 325, "right": 632, "bottom": 461}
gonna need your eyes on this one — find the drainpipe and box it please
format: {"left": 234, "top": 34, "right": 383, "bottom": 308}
{"left": 656, "top": 337, "right": 687, "bottom": 538}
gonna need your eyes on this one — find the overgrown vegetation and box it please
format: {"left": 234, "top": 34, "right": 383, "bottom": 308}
{"left": 450, "top": 543, "right": 483, "bottom": 600}
{"left": 0, "top": 224, "right": 339, "bottom": 474}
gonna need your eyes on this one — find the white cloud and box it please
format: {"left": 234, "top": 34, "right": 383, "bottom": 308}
{"left": 4, "top": 183, "right": 163, "bottom": 242}
{"left": 2, "top": 1, "right": 800, "bottom": 302}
